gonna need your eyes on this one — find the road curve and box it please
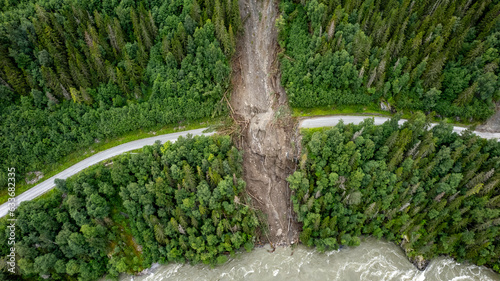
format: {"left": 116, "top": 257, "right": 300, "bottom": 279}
{"left": 2, "top": 116, "right": 499, "bottom": 218}
{"left": 0, "top": 128, "right": 214, "bottom": 218}
{"left": 300, "top": 116, "right": 500, "bottom": 141}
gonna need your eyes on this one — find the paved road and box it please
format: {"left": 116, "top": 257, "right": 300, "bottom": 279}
{"left": 1, "top": 116, "right": 499, "bottom": 218}
{"left": 300, "top": 116, "right": 500, "bottom": 140}
{"left": 0, "top": 128, "right": 214, "bottom": 218}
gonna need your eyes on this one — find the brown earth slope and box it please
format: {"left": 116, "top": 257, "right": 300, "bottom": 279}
{"left": 230, "top": 0, "right": 300, "bottom": 246}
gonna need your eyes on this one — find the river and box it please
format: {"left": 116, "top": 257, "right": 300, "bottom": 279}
{"left": 120, "top": 238, "right": 500, "bottom": 281}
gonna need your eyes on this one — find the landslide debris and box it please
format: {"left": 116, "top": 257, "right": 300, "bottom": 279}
{"left": 230, "top": 0, "right": 300, "bottom": 245}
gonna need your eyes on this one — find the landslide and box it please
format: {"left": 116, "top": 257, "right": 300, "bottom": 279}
{"left": 230, "top": 0, "right": 300, "bottom": 245}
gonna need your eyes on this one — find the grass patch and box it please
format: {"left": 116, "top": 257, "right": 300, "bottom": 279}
{"left": 108, "top": 205, "right": 145, "bottom": 273}
{"left": 292, "top": 104, "right": 391, "bottom": 117}
{"left": 0, "top": 117, "right": 221, "bottom": 205}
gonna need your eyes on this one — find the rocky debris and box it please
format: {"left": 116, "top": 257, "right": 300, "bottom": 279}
{"left": 132, "top": 237, "right": 143, "bottom": 253}
{"left": 401, "top": 235, "right": 429, "bottom": 271}
{"left": 174, "top": 126, "right": 186, "bottom": 131}
{"left": 230, "top": 0, "right": 300, "bottom": 246}
{"left": 411, "top": 255, "right": 430, "bottom": 271}
{"left": 380, "top": 101, "right": 391, "bottom": 111}
{"left": 178, "top": 224, "right": 186, "bottom": 234}
{"left": 25, "top": 171, "right": 44, "bottom": 185}
{"left": 137, "top": 263, "right": 161, "bottom": 276}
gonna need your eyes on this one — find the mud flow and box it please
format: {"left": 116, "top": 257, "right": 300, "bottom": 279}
{"left": 230, "top": 0, "right": 300, "bottom": 246}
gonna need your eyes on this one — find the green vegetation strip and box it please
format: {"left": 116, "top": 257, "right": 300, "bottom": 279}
{"left": 289, "top": 113, "right": 500, "bottom": 272}
{"left": 292, "top": 104, "right": 390, "bottom": 117}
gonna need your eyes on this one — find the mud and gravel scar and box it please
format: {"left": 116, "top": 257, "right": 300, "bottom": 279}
{"left": 230, "top": 0, "right": 300, "bottom": 245}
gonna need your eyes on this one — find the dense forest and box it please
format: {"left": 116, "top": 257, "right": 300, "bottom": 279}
{"left": 0, "top": 134, "right": 259, "bottom": 280}
{"left": 289, "top": 113, "right": 500, "bottom": 272}
{"left": 278, "top": 0, "right": 500, "bottom": 120}
{"left": 0, "top": 0, "right": 240, "bottom": 189}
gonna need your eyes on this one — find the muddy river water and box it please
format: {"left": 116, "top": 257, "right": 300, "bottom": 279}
{"left": 121, "top": 238, "right": 500, "bottom": 281}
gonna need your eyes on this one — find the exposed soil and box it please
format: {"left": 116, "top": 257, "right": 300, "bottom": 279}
{"left": 25, "top": 171, "right": 44, "bottom": 185}
{"left": 230, "top": 0, "right": 300, "bottom": 245}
